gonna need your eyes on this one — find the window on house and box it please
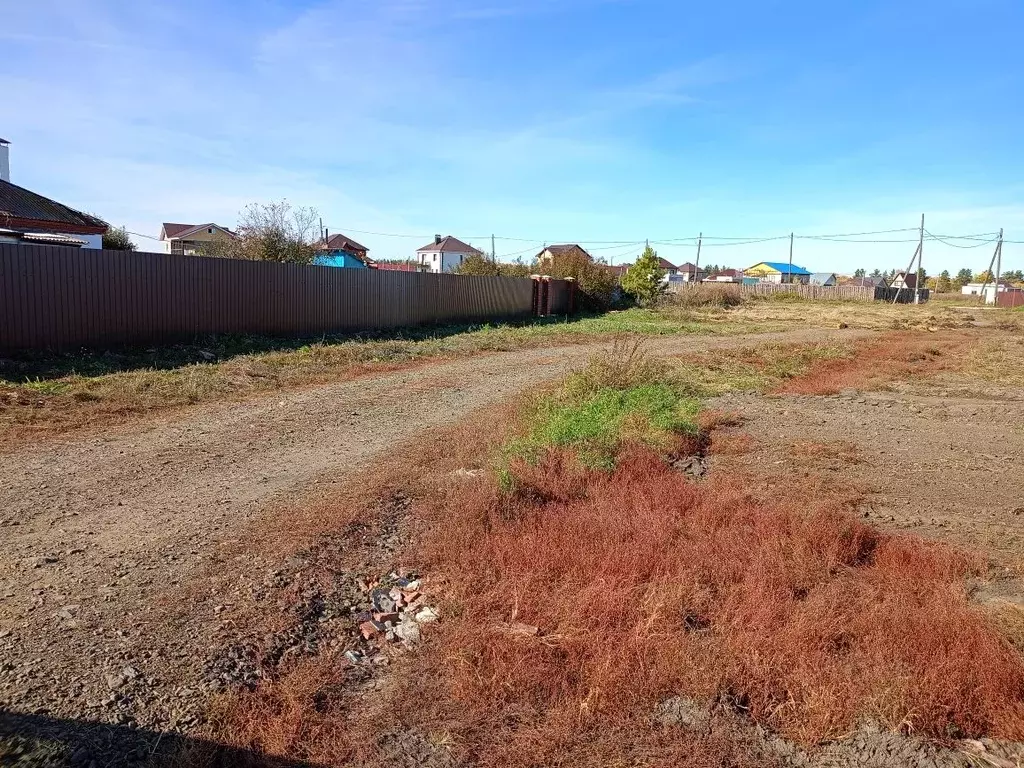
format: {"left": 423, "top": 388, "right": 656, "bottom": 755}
{"left": 433, "top": 254, "right": 438, "bottom": 261}
{"left": 208, "top": 227, "right": 213, "bottom": 234}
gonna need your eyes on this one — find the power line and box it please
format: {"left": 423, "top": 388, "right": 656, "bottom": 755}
{"left": 796, "top": 235, "right": 920, "bottom": 243}
{"left": 924, "top": 230, "right": 1000, "bottom": 249}
{"left": 126, "top": 230, "right": 162, "bottom": 241}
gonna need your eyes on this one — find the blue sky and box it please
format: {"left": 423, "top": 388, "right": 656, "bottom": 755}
{"left": 3, "top": 0, "right": 1022, "bottom": 274}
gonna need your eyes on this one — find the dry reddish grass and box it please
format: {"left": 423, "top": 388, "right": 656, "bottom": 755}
{"left": 773, "top": 331, "right": 971, "bottom": 395}
{"left": 400, "top": 446, "right": 1024, "bottom": 765}
{"left": 189, "top": 378, "right": 1024, "bottom": 767}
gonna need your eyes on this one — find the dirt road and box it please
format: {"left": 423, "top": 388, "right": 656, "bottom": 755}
{"left": 0, "top": 327, "right": 859, "bottom": 737}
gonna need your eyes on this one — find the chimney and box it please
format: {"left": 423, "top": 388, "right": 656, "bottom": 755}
{"left": 434, "top": 234, "right": 442, "bottom": 245}
{"left": 0, "top": 138, "right": 9, "bottom": 183}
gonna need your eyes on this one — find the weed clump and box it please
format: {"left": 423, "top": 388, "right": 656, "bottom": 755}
{"left": 504, "top": 341, "right": 702, "bottom": 469}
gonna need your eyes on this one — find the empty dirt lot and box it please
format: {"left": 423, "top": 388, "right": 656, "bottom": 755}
{"left": 0, "top": 328, "right": 855, "bottom": 734}
{"left": 2, "top": 315, "right": 1023, "bottom": 767}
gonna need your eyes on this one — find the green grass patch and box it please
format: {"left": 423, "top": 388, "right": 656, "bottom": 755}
{"left": 511, "top": 383, "right": 702, "bottom": 469}
{"left": 502, "top": 341, "right": 703, "bottom": 471}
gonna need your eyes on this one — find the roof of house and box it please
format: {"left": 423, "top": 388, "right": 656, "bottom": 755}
{"left": 604, "top": 263, "right": 632, "bottom": 277}
{"left": 538, "top": 243, "right": 594, "bottom": 260}
{"left": 321, "top": 232, "right": 369, "bottom": 253}
{"left": 417, "top": 235, "right": 480, "bottom": 254}
{"left": 748, "top": 261, "right": 812, "bottom": 275}
{"left": 0, "top": 180, "right": 107, "bottom": 234}
{"left": 891, "top": 271, "right": 918, "bottom": 288}
{"left": 0, "top": 227, "right": 88, "bottom": 246}
{"left": 657, "top": 257, "right": 677, "bottom": 270}
{"left": 0, "top": 138, "right": 9, "bottom": 145}
{"left": 677, "top": 262, "right": 704, "bottom": 272}
{"left": 160, "top": 222, "right": 236, "bottom": 240}
{"left": 810, "top": 272, "right": 837, "bottom": 283}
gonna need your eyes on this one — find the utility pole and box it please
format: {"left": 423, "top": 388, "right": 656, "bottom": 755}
{"left": 695, "top": 232, "right": 702, "bottom": 277}
{"left": 788, "top": 232, "right": 794, "bottom": 284}
{"left": 892, "top": 214, "right": 923, "bottom": 305}
{"left": 915, "top": 213, "right": 924, "bottom": 304}
{"left": 978, "top": 230, "right": 1003, "bottom": 305}
{"left": 995, "top": 227, "right": 1003, "bottom": 304}
{"left": 491, "top": 233, "right": 496, "bottom": 262}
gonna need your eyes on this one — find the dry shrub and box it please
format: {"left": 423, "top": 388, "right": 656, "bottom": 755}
{"left": 661, "top": 284, "right": 745, "bottom": 310}
{"left": 406, "top": 447, "right": 1024, "bottom": 765}
{"left": 567, "top": 337, "right": 671, "bottom": 395}
{"left": 775, "top": 331, "right": 969, "bottom": 395}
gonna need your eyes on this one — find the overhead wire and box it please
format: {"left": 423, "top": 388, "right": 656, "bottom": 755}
{"left": 924, "top": 230, "right": 1000, "bottom": 249}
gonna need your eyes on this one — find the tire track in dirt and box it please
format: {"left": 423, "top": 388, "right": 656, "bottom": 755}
{"left": 0, "top": 327, "right": 863, "bottom": 729}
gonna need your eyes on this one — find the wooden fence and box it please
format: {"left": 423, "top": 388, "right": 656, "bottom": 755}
{"left": 0, "top": 244, "right": 563, "bottom": 352}
{"left": 666, "top": 281, "right": 929, "bottom": 303}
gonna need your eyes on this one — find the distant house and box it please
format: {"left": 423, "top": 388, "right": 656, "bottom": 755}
{"left": 744, "top": 261, "right": 812, "bottom": 285}
{"left": 676, "top": 262, "right": 706, "bottom": 283}
{"left": 316, "top": 232, "right": 371, "bottom": 268}
{"left": 838, "top": 275, "right": 884, "bottom": 288}
{"left": 704, "top": 268, "right": 743, "bottom": 283}
{"left": 416, "top": 234, "right": 482, "bottom": 273}
{"left": 809, "top": 272, "right": 838, "bottom": 286}
{"left": 160, "top": 222, "right": 237, "bottom": 255}
{"left": 889, "top": 271, "right": 917, "bottom": 291}
{"left": 536, "top": 244, "right": 593, "bottom": 265}
{"left": 0, "top": 139, "right": 107, "bottom": 248}
{"left": 604, "top": 263, "right": 632, "bottom": 280}
{"left": 658, "top": 257, "right": 678, "bottom": 282}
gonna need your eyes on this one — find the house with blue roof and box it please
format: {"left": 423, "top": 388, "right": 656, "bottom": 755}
{"left": 744, "top": 261, "right": 813, "bottom": 285}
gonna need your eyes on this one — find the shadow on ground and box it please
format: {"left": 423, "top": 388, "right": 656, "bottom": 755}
{"left": 0, "top": 315, "right": 582, "bottom": 383}
{"left": 0, "top": 711, "right": 316, "bottom": 768}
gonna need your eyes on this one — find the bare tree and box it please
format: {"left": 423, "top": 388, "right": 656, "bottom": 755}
{"left": 204, "top": 200, "right": 321, "bottom": 264}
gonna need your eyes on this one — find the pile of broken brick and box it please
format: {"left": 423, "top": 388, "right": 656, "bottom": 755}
{"left": 345, "top": 570, "right": 439, "bottom": 665}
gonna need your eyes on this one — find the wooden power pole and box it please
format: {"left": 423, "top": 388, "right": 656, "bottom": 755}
{"left": 788, "top": 232, "right": 794, "bottom": 284}
{"left": 915, "top": 213, "right": 924, "bottom": 304}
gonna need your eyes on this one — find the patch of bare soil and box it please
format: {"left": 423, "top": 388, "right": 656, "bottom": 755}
{"left": 0, "top": 328, "right": 858, "bottom": 765}
{"left": 710, "top": 385, "right": 1024, "bottom": 567}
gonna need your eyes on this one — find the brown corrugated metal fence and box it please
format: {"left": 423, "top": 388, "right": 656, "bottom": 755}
{"left": 997, "top": 290, "right": 1024, "bottom": 309}
{"left": 0, "top": 244, "right": 553, "bottom": 351}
